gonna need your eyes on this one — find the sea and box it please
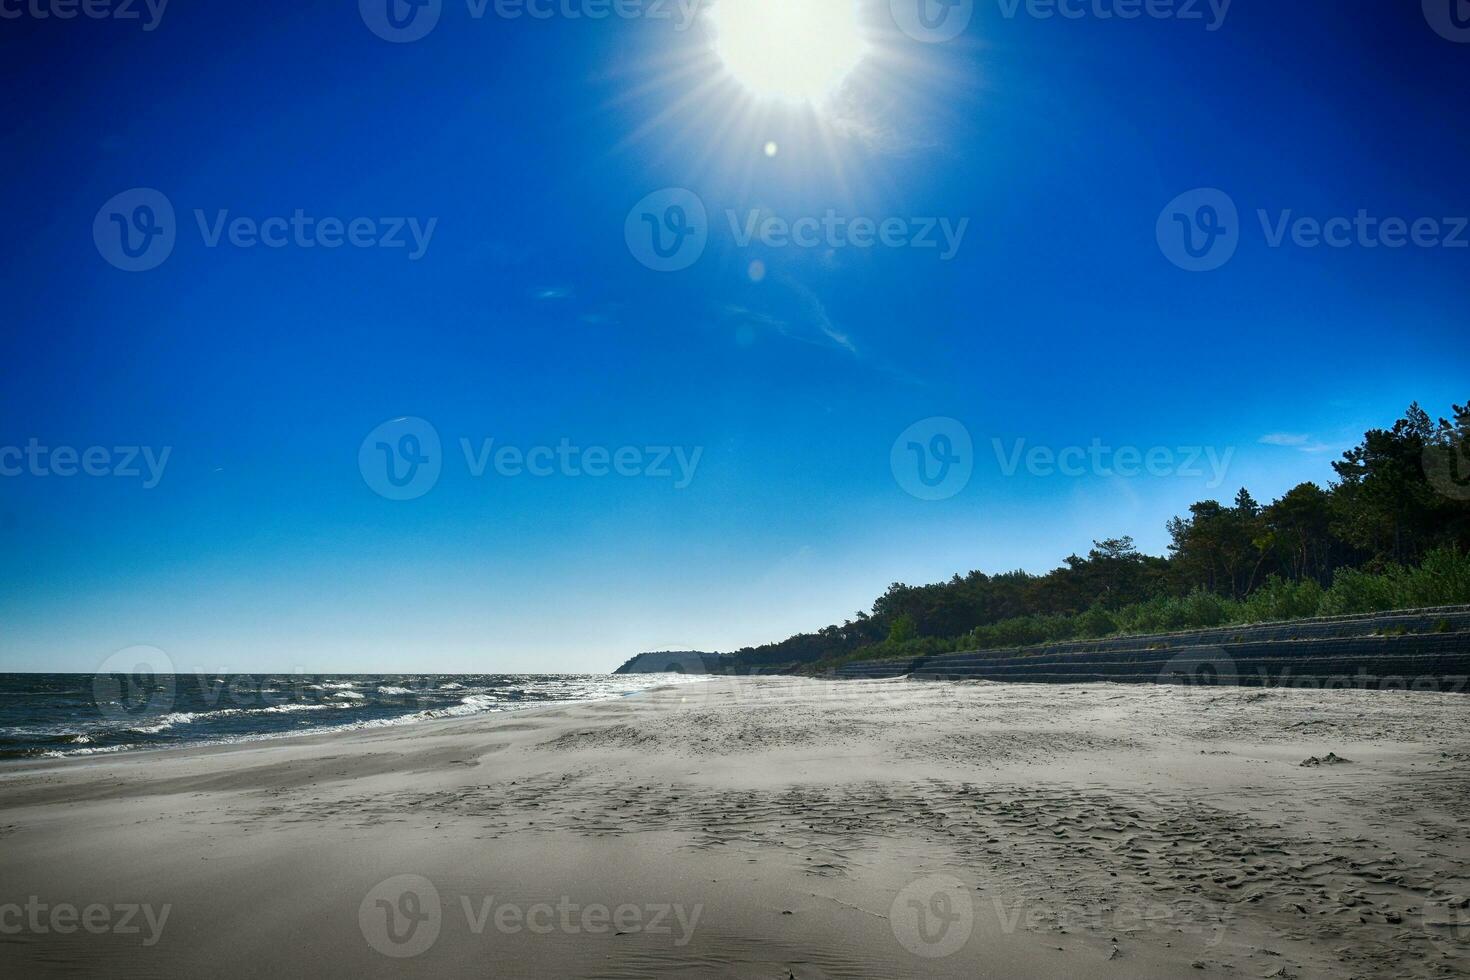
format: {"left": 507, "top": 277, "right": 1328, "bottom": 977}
{"left": 0, "top": 672, "right": 703, "bottom": 760}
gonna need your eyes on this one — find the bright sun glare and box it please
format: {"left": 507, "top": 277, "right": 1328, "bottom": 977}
{"left": 709, "top": 0, "right": 868, "bottom": 105}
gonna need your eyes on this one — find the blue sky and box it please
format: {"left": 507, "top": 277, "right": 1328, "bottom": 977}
{"left": 1, "top": 1, "right": 1467, "bottom": 672}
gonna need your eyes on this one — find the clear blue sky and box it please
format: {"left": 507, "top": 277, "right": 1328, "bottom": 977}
{"left": 2, "top": 2, "right": 1466, "bottom": 673}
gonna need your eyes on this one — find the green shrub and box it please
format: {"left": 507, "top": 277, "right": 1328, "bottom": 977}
{"left": 905, "top": 548, "right": 1470, "bottom": 659}
{"left": 1318, "top": 565, "right": 1402, "bottom": 616}
{"left": 1240, "top": 576, "right": 1325, "bottom": 623}
{"left": 1074, "top": 604, "right": 1119, "bottom": 638}
{"left": 1401, "top": 547, "right": 1470, "bottom": 607}
{"left": 1179, "top": 589, "right": 1236, "bottom": 627}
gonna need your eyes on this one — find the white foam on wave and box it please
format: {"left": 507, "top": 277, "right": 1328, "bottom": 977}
{"left": 126, "top": 710, "right": 241, "bottom": 734}
{"left": 416, "top": 694, "right": 504, "bottom": 720}
{"left": 32, "top": 674, "right": 715, "bottom": 758}
{"left": 42, "top": 743, "right": 136, "bottom": 758}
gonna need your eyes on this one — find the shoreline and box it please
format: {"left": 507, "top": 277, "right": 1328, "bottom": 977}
{"left": 0, "top": 680, "right": 704, "bottom": 774}
{"left": 2, "top": 677, "right": 1467, "bottom": 977}
{"left": 0, "top": 672, "right": 704, "bottom": 766}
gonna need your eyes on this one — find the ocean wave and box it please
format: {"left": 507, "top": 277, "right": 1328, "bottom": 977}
{"left": 41, "top": 743, "right": 137, "bottom": 758}
{"left": 9, "top": 674, "right": 714, "bottom": 759}
{"left": 415, "top": 694, "right": 504, "bottom": 720}
{"left": 125, "top": 707, "right": 261, "bottom": 733}
{"left": 127, "top": 711, "right": 202, "bottom": 734}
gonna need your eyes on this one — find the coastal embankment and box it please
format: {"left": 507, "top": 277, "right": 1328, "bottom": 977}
{"left": 829, "top": 605, "right": 1470, "bottom": 690}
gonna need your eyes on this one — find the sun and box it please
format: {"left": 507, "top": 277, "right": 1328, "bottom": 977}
{"left": 708, "top": 0, "right": 869, "bottom": 105}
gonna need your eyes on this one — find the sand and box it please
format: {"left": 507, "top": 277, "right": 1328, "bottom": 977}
{"left": 1, "top": 676, "right": 1468, "bottom": 978}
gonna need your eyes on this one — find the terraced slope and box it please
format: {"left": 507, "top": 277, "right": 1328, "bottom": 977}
{"left": 835, "top": 605, "right": 1470, "bottom": 691}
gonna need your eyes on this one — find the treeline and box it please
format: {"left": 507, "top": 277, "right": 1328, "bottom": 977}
{"left": 719, "top": 399, "right": 1470, "bottom": 670}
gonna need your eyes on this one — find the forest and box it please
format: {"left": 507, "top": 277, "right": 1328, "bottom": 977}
{"left": 715, "top": 399, "right": 1470, "bottom": 671}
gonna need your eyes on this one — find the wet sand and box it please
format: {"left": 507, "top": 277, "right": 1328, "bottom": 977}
{"left": 1, "top": 676, "right": 1467, "bottom": 978}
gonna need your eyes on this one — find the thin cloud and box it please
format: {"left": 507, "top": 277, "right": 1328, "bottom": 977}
{"left": 1260, "top": 433, "right": 1330, "bottom": 453}
{"left": 720, "top": 275, "right": 858, "bottom": 356}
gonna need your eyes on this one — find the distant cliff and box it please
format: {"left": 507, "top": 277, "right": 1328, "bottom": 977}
{"left": 613, "top": 651, "right": 724, "bottom": 674}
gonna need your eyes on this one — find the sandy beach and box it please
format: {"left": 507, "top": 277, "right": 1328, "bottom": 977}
{"left": 2, "top": 677, "right": 1468, "bottom": 978}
